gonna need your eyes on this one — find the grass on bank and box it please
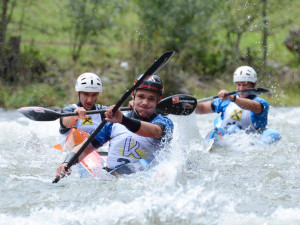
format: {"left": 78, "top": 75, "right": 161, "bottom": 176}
{"left": 0, "top": 83, "right": 67, "bottom": 109}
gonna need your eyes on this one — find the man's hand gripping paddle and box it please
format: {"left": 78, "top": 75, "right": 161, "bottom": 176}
{"left": 52, "top": 51, "right": 175, "bottom": 183}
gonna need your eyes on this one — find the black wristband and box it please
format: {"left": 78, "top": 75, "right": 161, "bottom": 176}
{"left": 121, "top": 115, "right": 141, "bottom": 133}
{"left": 63, "top": 152, "right": 78, "bottom": 165}
{"left": 231, "top": 95, "right": 236, "bottom": 102}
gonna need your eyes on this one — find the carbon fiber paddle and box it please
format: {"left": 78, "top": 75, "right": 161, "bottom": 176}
{"left": 197, "top": 88, "right": 270, "bottom": 103}
{"left": 17, "top": 94, "right": 197, "bottom": 121}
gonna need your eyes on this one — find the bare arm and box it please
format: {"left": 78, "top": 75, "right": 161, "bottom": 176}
{"left": 56, "top": 139, "right": 94, "bottom": 178}
{"left": 69, "top": 139, "right": 94, "bottom": 160}
{"left": 136, "top": 122, "right": 162, "bottom": 139}
{"left": 105, "top": 105, "right": 163, "bottom": 139}
{"left": 61, "top": 116, "right": 78, "bottom": 128}
{"left": 195, "top": 101, "right": 214, "bottom": 114}
{"left": 229, "top": 95, "right": 263, "bottom": 114}
{"left": 219, "top": 90, "right": 263, "bottom": 114}
{"left": 61, "top": 107, "right": 87, "bottom": 128}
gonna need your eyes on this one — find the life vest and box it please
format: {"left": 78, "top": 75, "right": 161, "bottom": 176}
{"left": 59, "top": 104, "right": 105, "bottom": 148}
{"left": 221, "top": 102, "right": 256, "bottom": 133}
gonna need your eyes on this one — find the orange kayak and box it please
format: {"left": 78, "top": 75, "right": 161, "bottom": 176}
{"left": 54, "top": 128, "right": 108, "bottom": 178}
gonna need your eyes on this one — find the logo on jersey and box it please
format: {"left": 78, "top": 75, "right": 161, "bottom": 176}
{"left": 118, "top": 136, "right": 148, "bottom": 159}
{"left": 82, "top": 116, "right": 93, "bottom": 125}
{"left": 231, "top": 109, "right": 243, "bottom": 121}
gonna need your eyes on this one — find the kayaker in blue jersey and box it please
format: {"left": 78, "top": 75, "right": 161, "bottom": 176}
{"left": 59, "top": 73, "right": 107, "bottom": 149}
{"left": 56, "top": 74, "right": 174, "bottom": 178}
{"left": 195, "top": 66, "right": 269, "bottom": 133}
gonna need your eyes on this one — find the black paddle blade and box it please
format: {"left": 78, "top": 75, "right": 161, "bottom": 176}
{"left": 17, "top": 107, "right": 60, "bottom": 121}
{"left": 156, "top": 94, "right": 197, "bottom": 116}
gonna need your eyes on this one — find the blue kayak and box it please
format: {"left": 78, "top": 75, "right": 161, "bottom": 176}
{"left": 205, "top": 116, "right": 281, "bottom": 146}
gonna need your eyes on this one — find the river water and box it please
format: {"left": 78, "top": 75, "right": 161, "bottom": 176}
{"left": 0, "top": 106, "right": 299, "bottom": 225}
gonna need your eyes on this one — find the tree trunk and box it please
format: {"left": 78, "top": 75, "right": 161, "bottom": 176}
{"left": 262, "top": 0, "right": 268, "bottom": 74}
{"left": 232, "top": 32, "right": 242, "bottom": 63}
{"left": 7, "top": 36, "right": 22, "bottom": 83}
{"left": 0, "top": 0, "right": 9, "bottom": 80}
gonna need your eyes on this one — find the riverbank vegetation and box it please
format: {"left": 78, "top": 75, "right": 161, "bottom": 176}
{"left": 1, "top": 0, "right": 300, "bottom": 109}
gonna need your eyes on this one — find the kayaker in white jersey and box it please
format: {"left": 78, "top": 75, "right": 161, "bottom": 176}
{"left": 195, "top": 66, "right": 269, "bottom": 133}
{"left": 59, "top": 72, "right": 107, "bottom": 148}
{"left": 56, "top": 74, "right": 174, "bottom": 178}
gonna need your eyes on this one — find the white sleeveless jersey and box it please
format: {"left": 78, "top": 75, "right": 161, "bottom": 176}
{"left": 212, "top": 95, "right": 269, "bottom": 131}
{"left": 106, "top": 123, "right": 163, "bottom": 169}
{"left": 221, "top": 102, "right": 256, "bottom": 132}
{"left": 59, "top": 104, "right": 104, "bottom": 148}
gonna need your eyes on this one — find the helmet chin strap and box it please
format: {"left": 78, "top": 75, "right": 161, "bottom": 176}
{"left": 131, "top": 96, "right": 147, "bottom": 119}
{"left": 131, "top": 97, "right": 142, "bottom": 119}
{"left": 133, "top": 108, "right": 144, "bottom": 119}
{"left": 78, "top": 92, "right": 87, "bottom": 110}
{"left": 132, "top": 101, "right": 158, "bottom": 121}
{"left": 133, "top": 108, "right": 157, "bottom": 122}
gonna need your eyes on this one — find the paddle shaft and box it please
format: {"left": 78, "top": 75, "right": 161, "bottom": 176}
{"left": 18, "top": 93, "right": 197, "bottom": 122}
{"left": 53, "top": 50, "right": 175, "bottom": 183}
{"left": 197, "top": 88, "right": 269, "bottom": 103}
{"left": 61, "top": 107, "right": 131, "bottom": 117}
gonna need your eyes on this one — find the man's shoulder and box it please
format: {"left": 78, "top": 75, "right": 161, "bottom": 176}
{"left": 212, "top": 98, "right": 231, "bottom": 112}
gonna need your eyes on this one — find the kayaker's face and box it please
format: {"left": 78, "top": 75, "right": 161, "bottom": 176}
{"left": 236, "top": 82, "right": 255, "bottom": 98}
{"left": 78, "top": 92, "right": 99, "bottom": 110}
{"left": 132, "top": 89, "right": 161, "bottom": 118}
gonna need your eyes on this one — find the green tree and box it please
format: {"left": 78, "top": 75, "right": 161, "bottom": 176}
{"left": 0, "top": 0, "right": 45, "bottom": 85}
{"left": 135, "top": 0, "right": 221, "bottom": 94}
{"left": 216, "top": 0, "right": 294, "bottom": 72}
{"left": 63, "top": 0, "right": 113, "bottom": 62}
{"left": 216, "top": 0, "right": 260, "bottom": 68}
{"left": 136, "top": 0, "right": 219, "bottom": 60}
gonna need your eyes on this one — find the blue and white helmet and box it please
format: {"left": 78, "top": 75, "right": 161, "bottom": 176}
{"left": 75, "top": 73, "right": 102, "bottom": 93}
{"left": 233, "top": 66, "right": 257, "bottom": 83}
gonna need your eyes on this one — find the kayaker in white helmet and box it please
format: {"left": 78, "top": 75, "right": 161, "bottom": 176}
{"left": 59, "top": 72, "right": 107, "bottom": 148}
{"left": 195, "top": 66, "right": 269, "bottom": 133}
{"left": 56, "top": 74, "right": 174, "bottom": 178}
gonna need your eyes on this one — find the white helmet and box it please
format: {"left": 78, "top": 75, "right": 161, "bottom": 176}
{"left": 75, "top": 73, "right": 102, "bottom": 93}
{"left": 233, "top": 66, "right": 257, "bottom": 83}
